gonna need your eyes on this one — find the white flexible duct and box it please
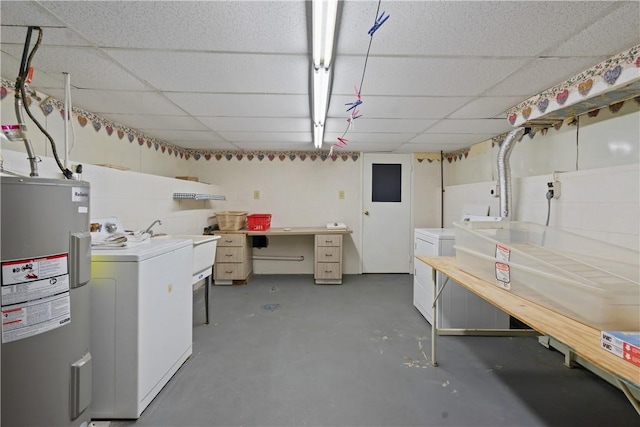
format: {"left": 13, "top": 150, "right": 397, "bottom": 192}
{"left": 497, "top": 127, "right": 526, "bottom": 219}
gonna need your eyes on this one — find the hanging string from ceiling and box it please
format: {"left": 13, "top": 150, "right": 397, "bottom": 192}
{"left": 329, "top": 1, "right": 389, "bottom": 157}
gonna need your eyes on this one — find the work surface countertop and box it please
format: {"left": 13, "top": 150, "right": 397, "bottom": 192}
{"left": 416, "top": 255, "right": 640, "bottom": 388}
{"left": 209, "top": 227, "right": 353, "bottom": 236}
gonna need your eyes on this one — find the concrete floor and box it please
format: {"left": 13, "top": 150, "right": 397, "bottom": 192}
{"left": 112, "top": 274, "right": 638, "bottom": 427}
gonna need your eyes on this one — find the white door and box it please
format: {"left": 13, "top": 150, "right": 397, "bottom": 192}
{"left": 362, "top": 153, "right": 412, "bottom": 273}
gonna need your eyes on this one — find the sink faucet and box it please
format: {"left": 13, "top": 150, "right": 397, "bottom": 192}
{"left": 145, "top": 219, "right": 162, "bottom": 236}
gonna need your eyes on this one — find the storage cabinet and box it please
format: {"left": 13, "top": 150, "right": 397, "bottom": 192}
{"left": 414, "top": 228, "right": 509, "bottom": 329}
{"left": 213, "top": 232, "right": 252, "bottom": 284}
{"left": 314, "top": 234, "right": 343, "bottom": 284}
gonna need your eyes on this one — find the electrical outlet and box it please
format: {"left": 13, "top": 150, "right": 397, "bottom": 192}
{"left": 547, "top": 181, "right": 561, "bottom": 199}
{"left": 253, "top": 190, "right": 260, "bottom": 200}
{"left": 338, "top": 190, "right": 345, "bottom": 200}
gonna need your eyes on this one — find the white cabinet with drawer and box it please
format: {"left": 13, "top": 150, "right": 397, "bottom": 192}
{"left": 314, "top": 234, "right": 343, "bottom": 284}
{"left": 213, "top": 232, "right": 252, "bottom": 284}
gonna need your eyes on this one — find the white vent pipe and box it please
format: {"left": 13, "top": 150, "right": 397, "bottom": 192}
{"left": 497, "top": 127, "right": 526, "bottom": 219}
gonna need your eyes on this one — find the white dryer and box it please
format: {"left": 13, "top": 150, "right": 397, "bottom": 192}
{"left": 413, "top": 228, "right": 509, "bottom": 329}
{"left": 90, "top": 236, "right": 193, "bottom": 419}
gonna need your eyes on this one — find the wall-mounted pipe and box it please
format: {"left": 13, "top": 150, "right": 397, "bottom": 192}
{"left": 63, "top": 72, "right": 70, "bottom": 170}
{"left": 497, "top": 127, "right": 526, "bottom": 219}
{"left": 253, "top": 255, "right": 304, "bottom": 261}
{"left": 13, "top": 97, "right": 38, "bottom": 177}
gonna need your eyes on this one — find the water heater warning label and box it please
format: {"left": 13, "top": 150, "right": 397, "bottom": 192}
{"left": 1, "top": 254, "right": 71, "bottom": 343}
{"left": 2, "top": 254, "right": 67, "bottom": 286}
{"left": 2, "top": 293, "right": 71, "bottom": 343}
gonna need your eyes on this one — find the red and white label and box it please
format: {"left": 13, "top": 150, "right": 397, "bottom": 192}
{"left": 495, "top": 244, "right": 511, "bottom": 262}
{"left": 495, "top": 262, "right": 511, "bottom": 289}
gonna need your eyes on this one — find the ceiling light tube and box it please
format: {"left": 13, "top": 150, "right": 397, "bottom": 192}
{"left": 313, "top": 67, "right": 331, "bottom": 148}
{"left": 313, "top": 67, "right": 330, "bottom": 125}
{"left": 312, "top": 0, "right": 338, "bottom": 69}
{"left": 314, "top": 123, "right": 324, "bottom": 149}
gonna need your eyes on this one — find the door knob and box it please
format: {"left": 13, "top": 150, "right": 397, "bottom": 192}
{"left": 363, "top": 210, "right": 369, "bottom": 216}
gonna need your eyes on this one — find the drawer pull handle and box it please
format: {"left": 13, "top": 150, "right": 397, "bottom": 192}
{"left": 225, "top": 240, "right": 233, "bottom": 243}
{"left": 325, "top": 254, "right": 332, "bottom": 257}
{"left": 325, "top": 240, "right": 332, "bottom": 243}
{"left": 225, "top": 270, "right": 233, "bottom": 274}
{"left": 325, "top": 270, "right": 333, "bottom": 273}
{"left": 225, "top": 254, "right": 233, "bottom": 257}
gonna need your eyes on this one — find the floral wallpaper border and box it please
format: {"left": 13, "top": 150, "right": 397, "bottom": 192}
{"left": 0, "top": 79, "right": 360, "bottom": 162}
{"left": 505, "top": 45, "right": 640, "bottom": 127}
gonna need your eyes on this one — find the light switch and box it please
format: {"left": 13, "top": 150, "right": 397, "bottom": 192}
{"left": 254, "top": 190, "right": 260, "bottom": 200}
{"left": 338, "top": 190, "right": 345, "bottom": 200}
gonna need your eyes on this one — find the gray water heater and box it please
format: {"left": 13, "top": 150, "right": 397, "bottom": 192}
{"left": 1, "top": 176, "right": 92, "bottom": 427}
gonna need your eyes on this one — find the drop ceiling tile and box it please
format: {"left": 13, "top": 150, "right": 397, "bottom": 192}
{"left": 448, "top": 97, "right": 528, "bottom": 119}
{"left": 68, "top": 89, "right": 187, "bottom": 116}
{"left": 2, "top": 44, "right": 148, "bottom": 91}
{"left": 409, "top": 133, "right": 498, "bottom": 145}
{"left": 426, "top": 119, "right": 512, "bottom": 135}
{"left": 485, "top": 57, "right": 608, "bottom": 97}
{"left": 198, "top": 117, "right": 311, "bottom": 133}
{"left": 328, "top": 142, "right": 403, "bottom": 153}
{"left": 1, "top": 51, "right": 65, "bottom": 89}
{"left": 324, "top": 132, "right": 413, "bottom": 144}
{"left": 217, "top": 132, "right": 311, "bottom": 143}
{"left": 337, "top": 1, "right": 614, "bottom": 57}
{"left": 1, "top": 1, "right": 66, "bottom": 27}
{"left": 40, "top": 1, "right": 308, "bottom": 53}
{"left": 396, "top": 142, "right": 472, "bottom": 153}
{"left": 149, "top": 130, "right": 223, "bottom": 142}
{"left": 166, "top": 93, "right": 310, "bottom": 117}
{"left": 174, "top": 140, "right": 238, "bottom": 150}
{"left": 333, "top": 56, "right": 530, "bottom": 97}
{"left": 325, "top": 117, "right": 434, "bottom": 134}
{"left": 105, "top": 115, "right": 208, "bottom": 131}
{"left": 548, "top": 2, "right": 640, "bottom": 56}
{"left": 1, "top": 25, "right": 90, "bottom": 46}
{"left": 233, "top": 142, "right": 318, "bottom": 152}
{"left": 107, "top": 50, "right": 309, "bottom": 93}
{"left": 327, "top": 95, "right": 471, "bottom": 119}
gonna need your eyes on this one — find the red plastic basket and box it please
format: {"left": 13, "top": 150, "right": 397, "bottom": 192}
{"left": 247, "top": 214, "right": 272, "bottom": 231}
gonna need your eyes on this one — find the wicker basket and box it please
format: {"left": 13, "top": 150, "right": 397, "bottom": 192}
{"left": 215, "top": 211, "right": 248, "bottom": 230}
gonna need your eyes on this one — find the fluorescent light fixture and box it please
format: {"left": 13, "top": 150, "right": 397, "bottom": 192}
{"left": 312, "top": 0, "right": 338, "bottom": 69}
{"left": 313, "top": 67, "right": 331, "bottom": 148}
{"left": 311, "top": 0, "right": 337, "bottom": 148}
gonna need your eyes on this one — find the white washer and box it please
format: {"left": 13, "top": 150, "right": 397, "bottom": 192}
{"left": 90, "top": 237, "right": 193, "bottom": 419}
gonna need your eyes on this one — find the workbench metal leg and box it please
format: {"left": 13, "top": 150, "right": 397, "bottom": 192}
{"left": 204, "top": 276, "right": 210, "bottom": 325}
{"left": 616, "top": 378, "right": 640, "bottom": 416}
{"left": 431, "top": 269, "right": 438, "bottom": 366}
{"left": 564, "top": 349, "right": 575, "bottom": 368}
{"left": 431, "top": 271, "right": 450, "bottom": 367}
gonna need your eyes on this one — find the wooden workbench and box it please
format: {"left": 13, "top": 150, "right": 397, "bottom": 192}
{"left": 416, "top": 255, "right": 640, "bottom": 413}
